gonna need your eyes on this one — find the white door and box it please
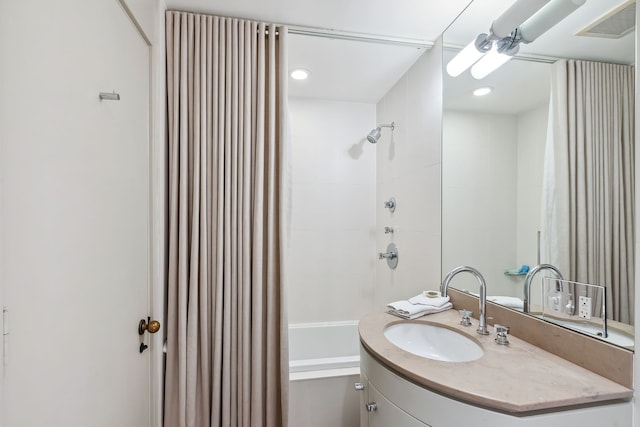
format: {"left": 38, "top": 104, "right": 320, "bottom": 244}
{"left": 0, "top": 1, "right": 153, "bottom": 426}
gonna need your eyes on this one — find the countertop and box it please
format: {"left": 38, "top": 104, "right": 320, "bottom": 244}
{"left": 359, "top": 309, "right": 633, "bottom": 414}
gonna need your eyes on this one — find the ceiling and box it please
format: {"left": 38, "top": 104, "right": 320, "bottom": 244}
{"left": 166, "top": 0, "right": 635, "bottom": 105}
{"left": 165, "top": 0, "right": 473, "bottom": 102}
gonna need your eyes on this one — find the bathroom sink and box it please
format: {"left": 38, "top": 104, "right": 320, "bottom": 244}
{"left": 384, "top": 323, "right": 484, "bottom": 362}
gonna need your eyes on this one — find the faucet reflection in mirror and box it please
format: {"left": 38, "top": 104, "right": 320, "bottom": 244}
{"left": 441, "top": 266, "right": 489, "bottom": 335}
{"left": 523, "top": 264, "right": 564, "bottom": 313}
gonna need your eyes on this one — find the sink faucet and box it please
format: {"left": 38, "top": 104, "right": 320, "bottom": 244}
{"left": 523, "top": 264, "right": 564, "bottom": 313}
{"left": 441, "top": 266, "right": 489, "bottom": 335}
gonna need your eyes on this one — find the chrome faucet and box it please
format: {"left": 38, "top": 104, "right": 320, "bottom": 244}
{"left": 441, "top": 266, "right": 489, "bottom": 335}
{"left": 523, "top": 264, "right": 564, "bottom": 313}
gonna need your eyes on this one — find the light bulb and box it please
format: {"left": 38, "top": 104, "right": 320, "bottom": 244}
{"left": 446, "top": 35, "right": 491, "bottom": 77}
{"left": 290, "top": 68, "right": 310, "bottom": 80}
{"left": 473, "top": 87, "right": 493, "bottom": 96}
{"left": 471, "top": 49, "right": 514, "bottom": 80}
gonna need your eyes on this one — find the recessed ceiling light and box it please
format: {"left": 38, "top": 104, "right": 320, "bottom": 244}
{"left": 473, "top": 87, "right": 492, "bottom": 97}
{"left": 290, "top": 68, "right": 310, "bottom": 80}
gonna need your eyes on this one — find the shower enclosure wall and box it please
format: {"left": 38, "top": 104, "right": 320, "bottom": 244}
{"left": 287, "top": 39, "right": 444, "bottom": 427}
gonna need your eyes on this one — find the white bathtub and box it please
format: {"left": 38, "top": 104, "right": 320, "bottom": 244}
{"left": 288, "top": 321, "right": 362, "bottom": 427}
{"left": 288, "top": 320, "right": 360, "bottom": 380}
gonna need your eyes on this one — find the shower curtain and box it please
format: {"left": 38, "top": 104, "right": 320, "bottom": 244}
{"left": 542, "top": 59, "right": 635, "bottom": 324}
{"left": 164, "top": 11, "right": 289, "bottom": 426}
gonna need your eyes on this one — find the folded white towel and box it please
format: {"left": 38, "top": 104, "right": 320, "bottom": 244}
{"left": 387, "top": 302, "right": 453, "bottom": 320}
{"left": 387, "top": 300, "right": 427, "bottom": 315}
{"left": 468, "top": 292, "right": 524, "bottom": 309}
{"left": 487, "top": 296, "right": 523, "bottom": 309}
{"left": 408, "top": 293, "right": 450, "bottom": 307}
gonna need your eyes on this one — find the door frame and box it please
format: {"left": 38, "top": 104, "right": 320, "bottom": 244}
{"left": 117, "top": 1, "right": 166, "bottom": 427}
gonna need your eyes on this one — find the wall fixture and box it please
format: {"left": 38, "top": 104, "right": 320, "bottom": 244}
{"left": 367, "top": 122, "right": 395, "bottom": 144}
{"left": 99, "top": 91, "right": 120, "bottom": 101}
{"left": 383, "top": 197, "right": 396, "bottom": 213}
{"left": 378, "top": 243, "right": 398, "bottom": 270}
{"left": 447, "top": 0, "right": 585, "bottom": 79}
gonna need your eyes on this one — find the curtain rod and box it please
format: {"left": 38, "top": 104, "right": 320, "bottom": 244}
{"left": 166, "top": 10, "right": 433, "bottom": 49}
{"left": 287, "top": 25, "right": 433, "bottom": 49}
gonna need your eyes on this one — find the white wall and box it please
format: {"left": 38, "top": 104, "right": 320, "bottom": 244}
{"left": 441, "top": 104, "right": 549, "bottom": 298}
{"left": 516, "top": 103, "right": 548, "bottom": 267}
{"left": 442, "top": 111, "right": 519, "bottom": 295}
{"left": 375, "top": 39, "right": 442, "bottom": 306}
{"left": 288, "top": 98, "right": 377, "bottom": 323}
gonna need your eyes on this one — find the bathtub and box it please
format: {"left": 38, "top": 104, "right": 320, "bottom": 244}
{"left": 288, "top": 320, "right": 360, "bottom": 380}
{"left": 288, "top": 321, "right": 361, "bottom": 427}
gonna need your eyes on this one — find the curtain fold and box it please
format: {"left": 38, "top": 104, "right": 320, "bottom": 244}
{"left": 165, "top": 11, "right": 289, "bottom": 426}
{"left": 542, "top": 59, "right": 635, "bottom": 324}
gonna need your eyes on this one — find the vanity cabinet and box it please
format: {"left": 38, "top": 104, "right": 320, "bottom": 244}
{"left": 358, "top": 370, "right": 428, "bottom": 427}
{"left": 359, "top": 345, "right": 631, "bottom": 427}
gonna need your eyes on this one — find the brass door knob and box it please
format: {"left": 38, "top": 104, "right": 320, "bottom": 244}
{"left": 138, "top": 318, "right": 161, "bottom": 335}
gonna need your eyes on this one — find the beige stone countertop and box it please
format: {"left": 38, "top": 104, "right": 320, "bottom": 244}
{"left": 359, "top": 309, "right": 633, "bottom": 414}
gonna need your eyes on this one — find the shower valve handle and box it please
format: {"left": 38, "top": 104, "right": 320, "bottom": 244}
{"left": 378, "top": 251, "right": 397, "bottom": 260}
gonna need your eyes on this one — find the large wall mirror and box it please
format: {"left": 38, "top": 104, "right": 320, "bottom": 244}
{"left": 442, "top": 0, "right": 635, "bottom": 349}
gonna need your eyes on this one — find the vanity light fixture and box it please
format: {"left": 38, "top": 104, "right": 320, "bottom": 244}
{"left": 472, "top": 87, "right": 492, "bottom": 97}
{"left": 446, "top": 0, "right": 550, "bottom": 77}
{"left": 290, "top": 68, "right": 310, "bottom": 80}
{"left": 472, "top": 0, "right": 586, "bottom": 79}
{"left": 448, "top": 0, "right": 586, "bottom": 79}
{"left": 471, "top": 36, "right": 519, "bottom": 79}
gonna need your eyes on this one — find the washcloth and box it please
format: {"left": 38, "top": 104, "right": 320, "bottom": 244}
{"left": 387, "top": 302, "right": 453, "bottom": 320}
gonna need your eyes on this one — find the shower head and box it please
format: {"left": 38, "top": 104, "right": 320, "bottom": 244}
{"left": 367, "top": 128, "right": 382, "bottom": 144}
{"left": 366, "top": 122, "right": 395, "bottom": 144}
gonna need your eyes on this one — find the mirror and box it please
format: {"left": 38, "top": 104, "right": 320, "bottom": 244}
{"left": 442, "top": 0, "right": 635, "bottom": 349}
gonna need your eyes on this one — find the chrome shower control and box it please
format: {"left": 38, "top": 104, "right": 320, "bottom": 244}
{"left": 383, "top": 197, "right": 396, "bottom": 213}
{"left": 354, "top": 383, "right": 365, "bottom": 391}
{"left": 378, "top": 243, "right": 398, "bottom": 269}
{"left": 366, "top": 402, "right": 378, "bottom": 412}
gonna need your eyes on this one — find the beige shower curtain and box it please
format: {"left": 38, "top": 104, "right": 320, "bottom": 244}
{"left": 542, "top": 59, "right": 634, "bottom": 324}
{"left": 164, "top": 11, "right": 289, "bottom": 426}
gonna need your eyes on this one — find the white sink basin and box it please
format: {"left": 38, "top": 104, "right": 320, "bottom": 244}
{"left": 384, "top": 323, "right": 484, "bottom": 362}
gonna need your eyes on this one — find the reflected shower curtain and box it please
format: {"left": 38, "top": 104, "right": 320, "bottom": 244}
{"left": 542, "top": 59, "right": 634, "bottom": 324}
{"left": 164, "top": 12, "right": 289, "bottom": 426}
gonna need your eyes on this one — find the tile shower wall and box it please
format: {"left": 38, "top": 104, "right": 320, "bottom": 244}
{"left": 516, "top": 103, "right": 548, "bottom": 269}
{"left": 442, "top": 104, "right": 548, "bottom": 298}
{"left": 442, "top": 111, "right": 518, "bottom": 295}
{"left": 288, "top": 98, "right": 377, "bottom": 323}
{"left": 375, "top": 40, "right": 443, "bottom": 306}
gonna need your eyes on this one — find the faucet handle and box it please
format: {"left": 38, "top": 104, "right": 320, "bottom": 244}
{"left": 494, "top": 324, "right": 510, "bottom": 345}
{"left": 458, "top": 309, "right": 473, "bottom": 326}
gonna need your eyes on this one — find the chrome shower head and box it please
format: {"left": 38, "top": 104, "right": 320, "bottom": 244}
{"left": 367, "top": 128, "right": 382, "bottom": 144}
{"left": 366, "top": 122, "right": 395, "bottom": 144}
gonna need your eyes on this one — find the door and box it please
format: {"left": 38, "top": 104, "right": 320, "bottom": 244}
{"left": 0, "top": 1, "right": 152, "bottom": 426}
